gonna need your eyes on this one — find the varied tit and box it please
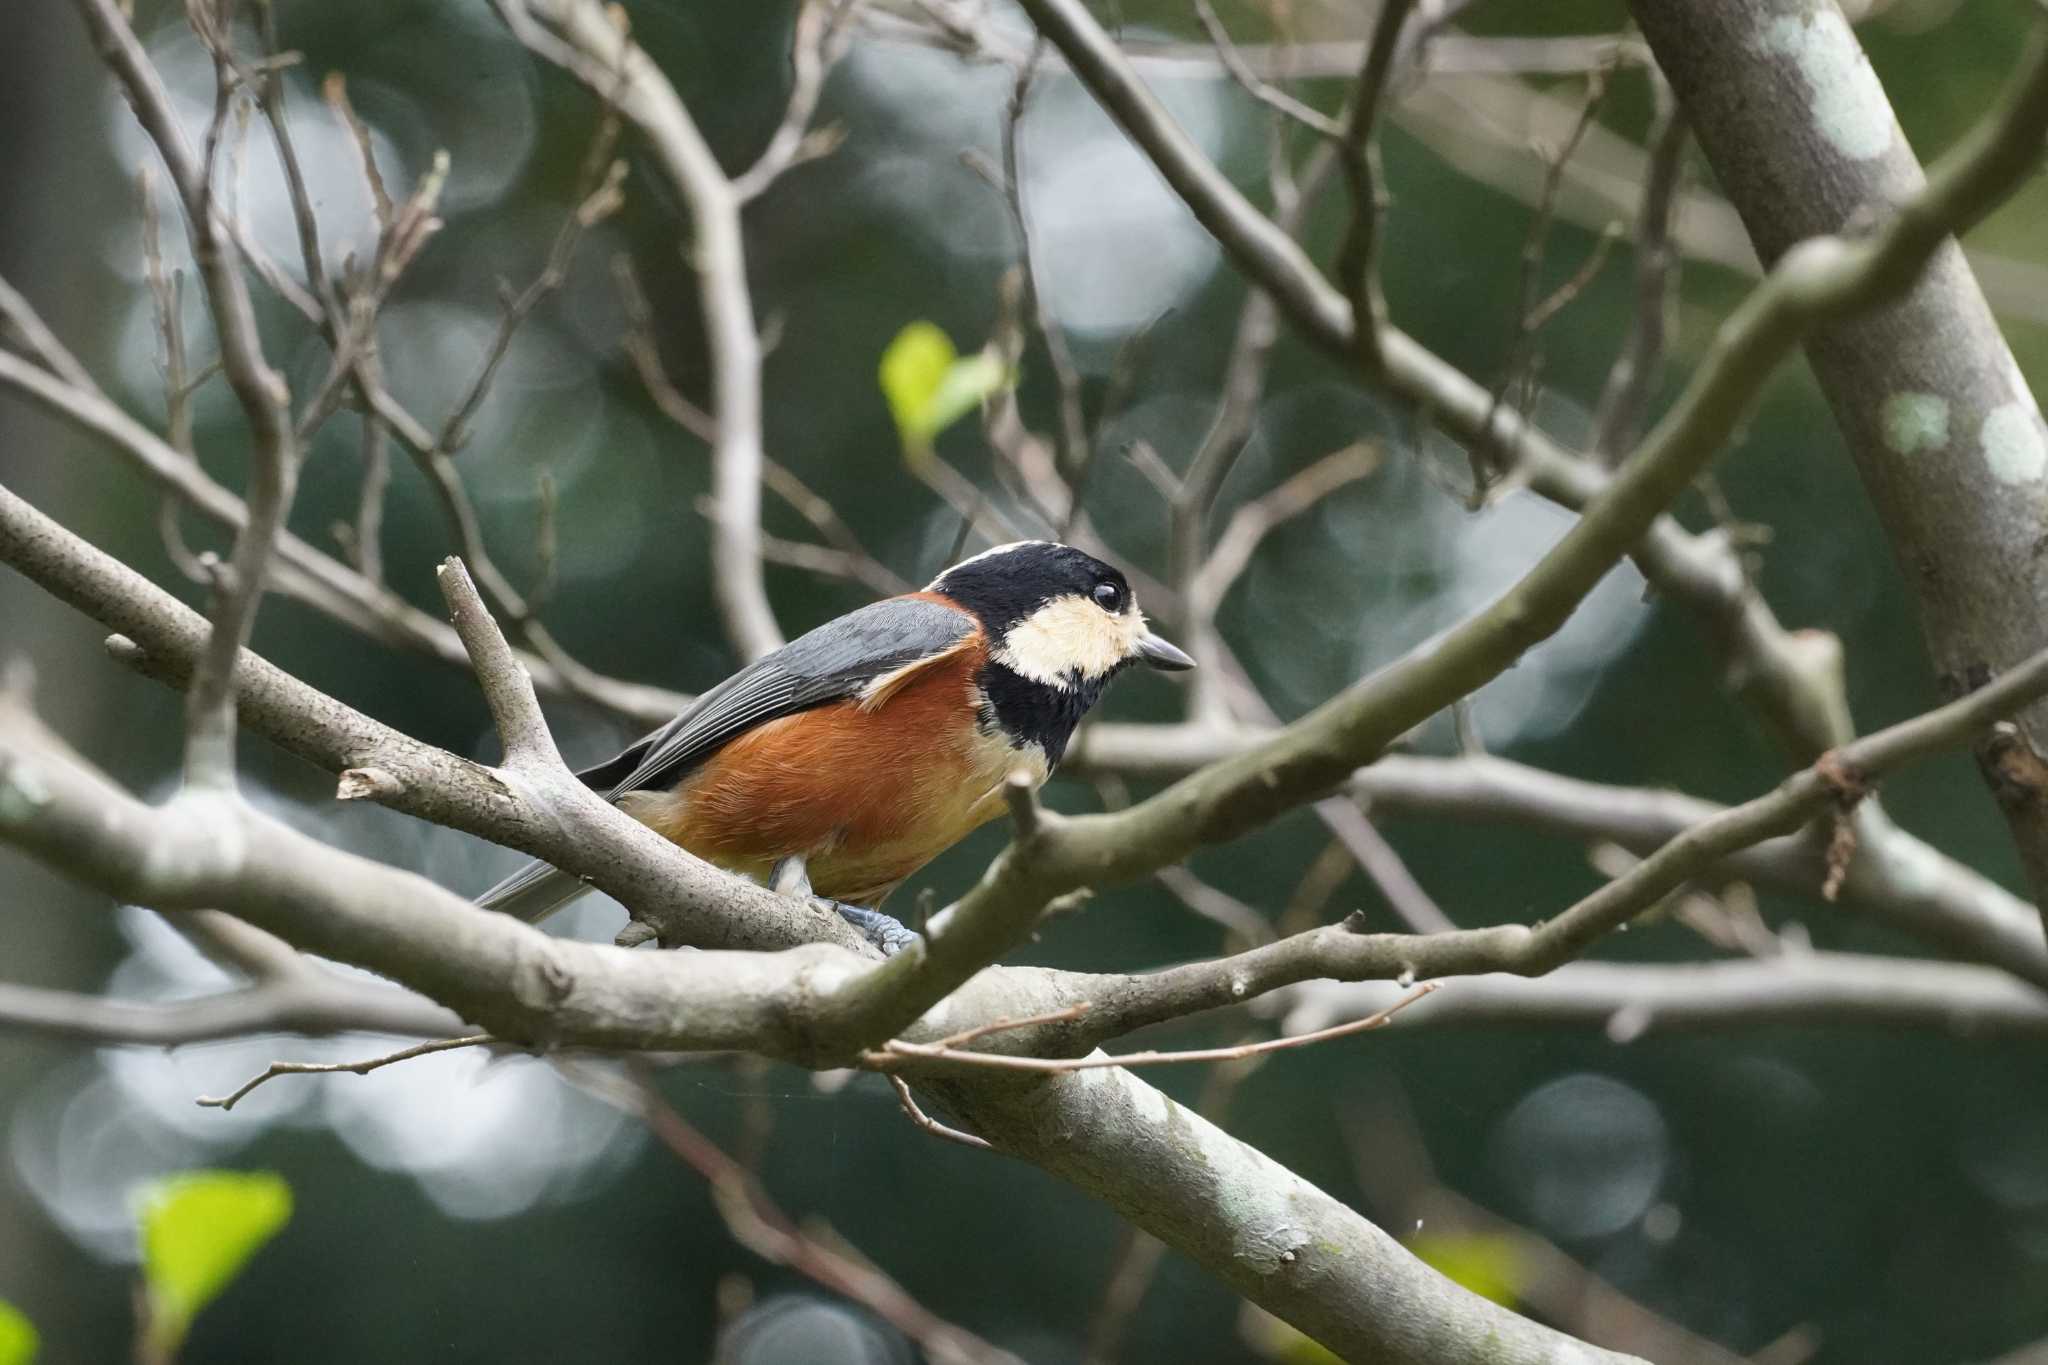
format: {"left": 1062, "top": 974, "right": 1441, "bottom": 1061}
{"left": 477, "top": 540, "right": 1195, "bottom": 952}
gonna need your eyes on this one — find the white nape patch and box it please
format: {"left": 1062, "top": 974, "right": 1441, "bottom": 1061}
{"left": 1760, "top": 11, "right": 1895, "bottom": 162}
{"left": 1981, "top": 402, "right": 2048, "bottom": 485}
{"left": 993, "top": 596, "right": 1147, "bottom": 686}
{"left": 925, "top": 540, "right": 1054, "bottom": 590}
{"left": 1880, "top": 392, "right": 1949, "bottom": 456}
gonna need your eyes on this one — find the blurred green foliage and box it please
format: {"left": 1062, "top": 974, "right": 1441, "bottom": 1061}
{"left": 139, "top": 1171, "right": 293, "bottom": 1359}
{"left": 0, "top": 1302, "right": 36, "bottom": 1365}
{"left": 1410, "top": 1231, "right": 1528, "bottom": 1309}
{"left": 879, "top": 320, "right": 1011, "bottom": 463}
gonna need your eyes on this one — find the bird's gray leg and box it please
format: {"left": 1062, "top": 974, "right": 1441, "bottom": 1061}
{"left": 768, "top": 855, "right": 918, "bottom": 957}
{"left": 768, "top": 854, "right": 813, "bottom": 898}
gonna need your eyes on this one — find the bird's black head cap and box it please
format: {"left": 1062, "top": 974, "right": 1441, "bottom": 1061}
{"left": 928, "top": 540, "right": 1131, "bottom": 633}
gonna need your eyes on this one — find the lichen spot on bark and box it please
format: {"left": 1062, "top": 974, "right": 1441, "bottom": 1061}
{"left": 1881, "top": 393, "right": 1949, "bottom": 456}
{"left": 1981, "top": 402, "right": 2048, "bottom": 486}
{"left": 1760, "top": 10, "right": 1895, "bottom": 161}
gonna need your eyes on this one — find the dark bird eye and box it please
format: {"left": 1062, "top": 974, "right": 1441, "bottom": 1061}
{"left": 1092, "top": 581, "right": 1125, "bottom": 613}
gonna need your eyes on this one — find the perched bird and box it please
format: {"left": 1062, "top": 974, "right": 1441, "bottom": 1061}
{"left": 478, "top": 540, "right": 1194, "bottom": 951}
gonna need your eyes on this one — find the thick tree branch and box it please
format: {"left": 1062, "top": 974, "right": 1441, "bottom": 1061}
{"left": 0, "top": 482, "right": 866, "bottom": 956}
{"left": 1631, "top": 1, "right": 2048, "bottom": 925}
{"left": 0, "top": 694, "right": 879, "bottom": 1056}
{"left": 935, "top": 1066, "right": 1648, "bottom": 1365}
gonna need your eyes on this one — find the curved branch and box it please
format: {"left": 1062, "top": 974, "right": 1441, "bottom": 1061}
{"left": 0, "top": 481, "right": 866, "bottom": 957}
{"left": 1071, "top": 728, "right": 2046, "bottom": 985}
{"left": 1271, "top": 953, "right": 2048, "bottom": 1040}
{"left": 496, "top": 0, "right": 783, "bottom": 661}
{"left": 0, "top": 975, "right": 463, "bottom": 1046}
{"left": 936, "top": 1066, "right": 1647, "bottom": 1364}
{"left": 0, "top": 340, "right": 686, "bottom": 726}
{"left": 1071, "top": 650, "right": 2048, "bottom": 1041}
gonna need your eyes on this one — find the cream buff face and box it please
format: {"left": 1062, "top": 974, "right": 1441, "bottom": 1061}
{"left": 991, "top": 593, "right": 1152, "bottom": 688}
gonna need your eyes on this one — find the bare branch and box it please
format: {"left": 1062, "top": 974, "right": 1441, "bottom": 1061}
{"left": 0, "top": 974, "right": 463, "bottom": 1048}
{"left": 196, "top": 1034, "right": 497, "bottom": 1112}
{"left": 1277, "top": 953, "right": 2048, "bottom": 1041}
{"left": 1590, "top": 68, "right": 1686, "bottom": 461}
{"left": 0, "top": 481, "right": 868, "bottom": 957}
{"left": 1334, "top": 0, "right": 1415, "bottom": 370}
{"left": 1631, "top": 0, "right": 2048, "bottom": 926}
{"left": 1155, "top": 864, "right": 1276, "bottom": 947}
{"left": 932, "top": 1060, "right": 1649, "bottom": 1364}
{"left": 497, "top": 0, "right": 784, "bottom": 660}
{"left": 1080, "top": 650, "right": 2048, "bottom": 1039}
{"left": 436, "top": 558, "right": 562, "bottom": 771}
{"left": 1192, "top": 0, "right": 1345, "bottom": 140}
{"left": 0, "top": 328, "right": 688, "bottom": 725}
{"left": 731, "top": 0, "right": 861, "bottom": 203}
{"left": 565, "top": 1063, "right": 1025, "bottom": 1365}
{"left": 1187, "top": 443, "right": 1379, "bottom": 619}
{"left": 867, "top": 984, "right": 1438, "bottom": 1074}
{"left": 74, "top": 0, "right": 302, "bottom": 789}
{"left": 889, "top": 1074, "right": 993, "bottom": 1151}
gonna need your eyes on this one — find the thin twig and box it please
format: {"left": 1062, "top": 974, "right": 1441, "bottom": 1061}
{"left": 75, "top": 0, "right": 303, "bottom": 790}
{"left": 496, "top": 0, "right": 783, "bottom": 660}
{"left": 1187, "top": 443, "right": 1379, "bottom": 618}
{"left": 889, "top": 1074, "right": 994, "bottom": 1151}
{"left": 932, "top": 1002, "right": 1092, "bottom": 1051}
{"left": 1334, "top": 0, "right": 1416, "bottom": 373}
{"left": 996, "top": 42, "right": 1090, "bottom": 485}
{"left": 1481, "top": 60, "right": 1616, "bottom": 488}
{"left": 1156, "top": 864, "right": 1278, "bottom": 947}
{"left": 617, "top": 255, "right": 910, "bottom": 596}
{"left": 866, "top": 985, "right": 1437, "bottom": 1072}
{"left": 1193, "top": 0, "right": 1344, "bottom": 139}
{"left": 731, "top": 0, "right": 862, "bottom": 202}
{"left": 196, "top": 1034, "right": 495, "bottom": 1111}
{"left": 1591, "top": 70, "right": 1687, "bottom": 462}
{"left": 561, "top": 1061, "right": 1023, "bottom": 1365}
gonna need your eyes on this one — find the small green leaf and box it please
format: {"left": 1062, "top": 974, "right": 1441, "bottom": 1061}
{"left": 878, "top": 321, "right": 1009, "bottom": 462}
{"left": 1410, "top": 1230, "right": 1526, "bottom": 1308}
{"left": 0, "top": 1300, "right": 38, "bottom": 1365}
{"left": 138, "top": 1171, "right": 293, "bottom": 1353}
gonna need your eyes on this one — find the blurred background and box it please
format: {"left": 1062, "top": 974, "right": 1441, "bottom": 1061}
{"left": 2, "top": 0, "right": 2046, "bottom": 1360}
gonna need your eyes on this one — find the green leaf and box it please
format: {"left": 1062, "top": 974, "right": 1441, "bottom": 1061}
{"left": 1410, "top": 1230, "right": 1527, "bottom": 1308}
{"left": 878, "top": 321, "right": 1008, "bottom": 462}
{"left": 138, "top": 1171, "right": 293, "bottom": 1353}
{"left": 0, "top": 1300, "right": 38, "bottom": 1365}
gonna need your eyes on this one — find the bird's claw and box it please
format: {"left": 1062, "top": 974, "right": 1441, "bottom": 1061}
{"left": 827, "top": 902, "right": 920, "bottom": 957}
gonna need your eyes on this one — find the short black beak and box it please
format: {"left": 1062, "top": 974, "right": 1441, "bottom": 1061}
{"left": 1137, "top": 632, "right": 1197, "bottom": 671}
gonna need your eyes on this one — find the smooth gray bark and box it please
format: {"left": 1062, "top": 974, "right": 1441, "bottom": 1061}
{"left": 1630, "top": 0, "right": 2048, "bottom": 920}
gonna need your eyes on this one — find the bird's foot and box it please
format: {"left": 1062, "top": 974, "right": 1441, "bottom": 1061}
{"left": 768, "top": 857, "right": 917, "bottom": 956}
{"left": 827, "top": 903, "right": 920, "bottom": 957}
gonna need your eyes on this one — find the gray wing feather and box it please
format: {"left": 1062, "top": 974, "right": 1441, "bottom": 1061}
{"left": 580, "top": 596, "right": 974, "bottom": 799}
{"left": 476, "top": 860, "right": 586, "bottom": 922}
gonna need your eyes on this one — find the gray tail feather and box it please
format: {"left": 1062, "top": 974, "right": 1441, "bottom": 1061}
{"left": 477, "top": 860, "right": 587, "bottom": 924}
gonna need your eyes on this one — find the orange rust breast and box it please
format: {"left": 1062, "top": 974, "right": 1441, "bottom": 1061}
{"left": 618, "top": 641, "right": 1045, "bottom": 905}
